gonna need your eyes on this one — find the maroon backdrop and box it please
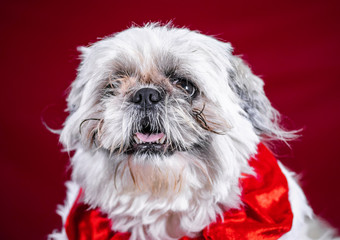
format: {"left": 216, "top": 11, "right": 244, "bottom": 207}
{"left": 1, "top": 1, "right": 339, "bottom": 239}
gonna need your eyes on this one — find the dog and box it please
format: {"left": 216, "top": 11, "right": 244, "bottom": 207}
{"left": 49, "top": 23, "right": 338, "bottom": 240}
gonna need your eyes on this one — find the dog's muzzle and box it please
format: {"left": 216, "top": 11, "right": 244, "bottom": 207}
{"left": 127, "top": 88, "right": 168, "bottom": 155}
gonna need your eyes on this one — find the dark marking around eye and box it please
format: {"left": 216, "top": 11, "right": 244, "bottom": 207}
{"left": 103, "top": 80, "right": 121, "bottom": 97}
{"left": 164, "top": 68, "right": 198, "bottom": 98}
{"left": 172, "top": 78, "right": 197, "bottom": 98}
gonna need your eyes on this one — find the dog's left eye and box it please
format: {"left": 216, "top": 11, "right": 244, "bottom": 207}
{"left": 173, "top": 78, "right": 197, "bottom": 97}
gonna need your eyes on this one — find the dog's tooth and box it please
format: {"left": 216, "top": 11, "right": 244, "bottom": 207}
{"left": 135, "top": 135, "right": 143, "bottom": 144}
{"left": 160, "top": 135, "right": 166, "bottom": 144}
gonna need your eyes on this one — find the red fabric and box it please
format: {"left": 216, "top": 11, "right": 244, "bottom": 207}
{"left": 65, "top": 144, "right": 293, "bottom": 240}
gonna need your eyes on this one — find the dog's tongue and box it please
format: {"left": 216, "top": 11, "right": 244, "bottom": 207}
{"left": 136, "top": 132, "right": 164, "bottom": 142}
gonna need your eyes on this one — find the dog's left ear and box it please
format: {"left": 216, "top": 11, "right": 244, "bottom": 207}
{"left": 228, "top": 56, "right": 297, "bottom": 142}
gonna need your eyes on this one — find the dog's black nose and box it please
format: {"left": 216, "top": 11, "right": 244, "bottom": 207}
{"left": 132, "top": 88, "right": 163, "bottom": 108}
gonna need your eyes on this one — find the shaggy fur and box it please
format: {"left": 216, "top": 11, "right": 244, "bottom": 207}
{"left": 50, "top": 23, "right": 338, "bottom": 240}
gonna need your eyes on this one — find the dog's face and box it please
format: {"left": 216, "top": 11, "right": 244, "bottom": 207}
{"left": 96, "top": 54, "right": 218, "bottom": 157}
{"left": 60, "top": 24, "right": 291, "bottom": 238}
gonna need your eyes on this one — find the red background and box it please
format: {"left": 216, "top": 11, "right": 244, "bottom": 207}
{"left": 1, "top": 1, "right": 339, "bottom": 239}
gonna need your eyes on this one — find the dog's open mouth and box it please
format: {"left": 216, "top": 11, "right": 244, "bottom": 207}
{"left": 125, "top": 118, "right": 168, "bottom": 155}
{"left": 134, "top": 132, "right": 166, "bottom": 144}
{"left": 132, "top": 132, "right": 167, "bottom": 154}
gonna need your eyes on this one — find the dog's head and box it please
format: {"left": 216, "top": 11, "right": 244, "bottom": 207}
{"left": 60, "top": 23, "right": 294, "bottom": 238}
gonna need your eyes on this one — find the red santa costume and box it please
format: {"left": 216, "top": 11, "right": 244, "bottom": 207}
{"left": 61, "top": 144, "right": 298, "bottom": 240}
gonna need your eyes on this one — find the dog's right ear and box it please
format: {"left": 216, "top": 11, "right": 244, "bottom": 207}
{"left": 60, "top": 46, "right": 92, "bottom": 151}
{"left": 66, "top": 46, "right": 92, "bottom": 115}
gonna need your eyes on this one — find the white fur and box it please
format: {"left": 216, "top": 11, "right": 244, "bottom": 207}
{"left": 49, "top": 181, "right": 80, "bottom": 240}
{"left": 50, "top": 23, "right": 338, "bottom": 240}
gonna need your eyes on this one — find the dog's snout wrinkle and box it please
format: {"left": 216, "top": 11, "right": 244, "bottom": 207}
{"left": 132, "top": 88, "right": 163, "bottom": 108}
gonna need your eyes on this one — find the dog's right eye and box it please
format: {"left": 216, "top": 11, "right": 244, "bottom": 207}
{"left": 103, "top": 81, "right": 120, "bottom": 96}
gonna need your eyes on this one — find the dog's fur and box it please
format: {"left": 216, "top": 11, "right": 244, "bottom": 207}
{"left": 50, "top": 23, "right": 338, "bottom": 240}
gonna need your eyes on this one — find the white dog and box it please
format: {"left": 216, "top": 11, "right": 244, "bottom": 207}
{"left": 49, "top": 23, "right": 338, "bottom": 240}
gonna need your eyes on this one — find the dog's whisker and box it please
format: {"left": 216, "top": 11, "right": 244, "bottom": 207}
{"left": 177, "top": 167, "right": 185, "bottom": 194}
{"left": 174, "top": 107, "right": 200, "bottom": 134}
{"left": 172, "top": 170, "right": 178, "bottom": 192}
{"left": 114, "top": 160, "right": 123, "bottom": 190}
{"left": 97, "top": 119, "right": 104, "bottom": 135}
{"left": 120, "top": 162, "right": 128, "bottom": 183}
{"left": 79, "top": 118, "right": 101, "bottom": 135}
{"left": 192, "top": 106, "right": 227, "bottom": 135}
{"left": 127, "top": 156, "right": 139, "bottom": 191}
{"left": 191, "top": 158, "right": 213, "bottom": 189}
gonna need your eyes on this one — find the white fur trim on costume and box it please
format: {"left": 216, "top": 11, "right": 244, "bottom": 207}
{"left": 48, "top": 181, "right": 80, "bottom": 240}
{"left": 279, "top": 162, "right": 339, "bottom": 240}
